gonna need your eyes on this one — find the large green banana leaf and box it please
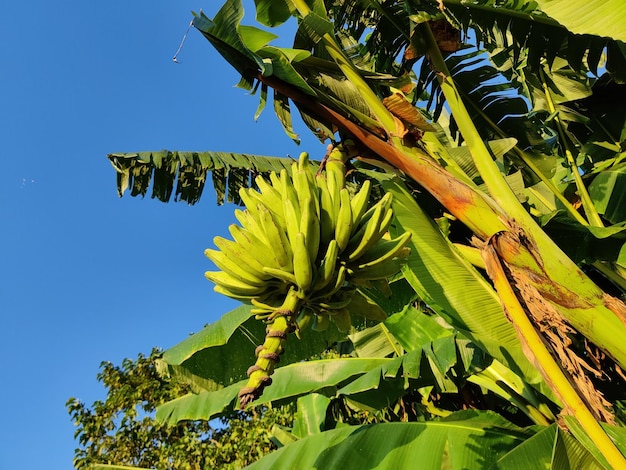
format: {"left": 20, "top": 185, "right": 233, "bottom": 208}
{"left": 244, "top": 411, "right": 539, "bottom": 470}
{"left": 160, "top": 304, "right": 344, "bottom": 392}
{"left": 534, "top": 0, "right": 626, "bottom": 42}
{"left": 157, "top": 334, "right": 488, "bottom": 424}
{"left": 383, "top": 177, "right": 546, "bottom": 389}
{"left": 157, "top": 357, "right": 393, "bottom": 424}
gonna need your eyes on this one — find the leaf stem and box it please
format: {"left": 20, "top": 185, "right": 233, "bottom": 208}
{"left": 456, "top": 85, "right": 590, "bottom": 226}
{"left": 291, "top": 0, "right": 398, "bottom": 137}
{"left": 420, "top": 22, "right": 528, "bottom": 222}
{"left": 539, "top": 67, "right": 604, "bottom": 227}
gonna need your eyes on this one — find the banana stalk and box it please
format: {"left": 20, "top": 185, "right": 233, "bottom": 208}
{"left": 238, "top": 287, "right": 303, "bottom": 409}
{"left": 481, "top": 241, "right": 626, "bottom": 468}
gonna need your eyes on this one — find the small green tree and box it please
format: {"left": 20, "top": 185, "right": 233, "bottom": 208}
{"left": 67, "top": 349, "right": 295, "bottom": 469}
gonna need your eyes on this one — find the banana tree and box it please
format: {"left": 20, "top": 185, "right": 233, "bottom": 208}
{"left": 107, "top": 0, "right": 626, "bottom": 468}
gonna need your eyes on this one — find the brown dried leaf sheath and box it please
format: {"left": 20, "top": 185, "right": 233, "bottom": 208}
{"left": 489, "top": 227, "right": 614, "bottom": 423}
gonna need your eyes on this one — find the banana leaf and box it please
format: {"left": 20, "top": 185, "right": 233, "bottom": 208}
{"left": 534, "top": 0, "right": 626, "bottom": 42}
{"left": 291, "top": 393, "right": 331, "bottom": 439}
{"left": 245, "top": 410, "right": 534, "bottom": 470}
{"left": 160, "top": 304, "right": 345, "bottom": 392}
{"left": 156, "top": 357, "right": 392, "bottom": 424}
{"left": 157, "top": 333, "right": 490, "bottom": 425}
{"left": 382, "top": 177, "right": 545, "bottom": 389}
{"left": 108, "top": 150, "right": 308, "bottom": 205}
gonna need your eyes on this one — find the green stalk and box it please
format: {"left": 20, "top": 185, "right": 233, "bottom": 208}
{"left": 291, "top": 0, "right": 398, "bottom": 138}
{"left": 419, "top": 22, "right": 527, "bottom": 221}
{"left": 539, "top": 67, "right": 604, "bottom": 228}
{"left": 482, "top": 242, "right": 626, "bottom": 468}
{"left": 238, "top": 287, "right": 303, "bottom": 409}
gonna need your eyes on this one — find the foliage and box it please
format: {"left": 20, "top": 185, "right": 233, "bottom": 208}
{"left": 94, "top": 0, "right": 626, "bottom": 468}
{"left": 67, "top": 349, "right": 295, "bottom": 469}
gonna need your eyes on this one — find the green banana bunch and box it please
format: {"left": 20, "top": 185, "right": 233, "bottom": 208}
{"left": 203, "top": 145, "right": 412, "bottom": 408}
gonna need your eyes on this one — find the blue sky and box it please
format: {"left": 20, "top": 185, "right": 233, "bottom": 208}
{"left": 1, "top": 1, "right": 322, "bottom": 468}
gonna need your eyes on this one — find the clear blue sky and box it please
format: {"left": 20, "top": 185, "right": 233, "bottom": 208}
{"left": 0, "top": 1, "right": 322, "bottom": 468}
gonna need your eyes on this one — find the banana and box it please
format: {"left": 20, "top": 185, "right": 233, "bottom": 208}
{"left": 280, "top": 169, "right": 301, "bottom": 220}
{"left": 211, "top": 236, "right": 273, "bottom": 280}
{"left": 298, "top": 151, "right": 310, "bottom": 171}
{"left": 255, "top": 175, "right": 286, "bottom": 224}
{"left": 292, "top": 161, "right": 315, "bottom": 213}
{"left": 350, "top": 180, "right": 372, "bottom": 227}
{"left": 258, "top": 205, "right": 293, "bottom": 271}
{"left": 355, "top": 232, "right": 412, "bottom": 268}
{"left": 227, "top": 224, "right": 278, "bottom": 270}
{"left": 251, "top": 307, "right": 274, "bottom": 319}
{"left": 296, "top": 158, "right": 321, "bottom": 220}
{"left": 334, "top": 188, "right": 353, "bottom": 253}
{"left": 295, "top": 307, "right": 314, "bottom": 338}
{"left": 326, "top": 169, "right": 342, "bottom": 221}
{"left": 312, "top": 295, "right": 353, "bottom": 311}
{"left": 355, "top": 192, "right": 393, "bottom": 232}
{"left": 269, "top": 171, "right": 283, "bottom": 195}
{"left": 325, "top": 145, "right": 348, "bottom": 190}
{"left": 283, "top": 197, "right": 301, "bottom": 248}
{"left": 316, "top": 175, "right": 336, "bottom": 248}
{"left": 298, "top": 152, "right": 318, "bottom": 202}
{"left": 300, "top": 196, "right": 321, "bottom": 263}
{"left": 348, "top": 254, "right": 409, "bottom": 281}
{"left": 234, "top": 209, "right": 269, "bottom": 247}
{"left": 293, "top": 232, "right": 313, "bottom": 292}
{"left": 345, "top": 202, "right": 385, "bottom": 263}
{"left": 312, "top": 239, "right": 339, "bottom": 292}
{"left": 213, "top": 234, "right": 273, "bottom": 280}
{"left": 263, "top": 266, "right": 298, "bottom": 285}
{"left": 204, "top": 248, "right": 267, "bottom": 287}
{"left": 312, "top": 264, "right": 347, "bottom": 299}
{"left": 377, "top": 207, "right": 395, "bottom": 240}
{"left": 214, "top": 284, "right": 256, "bottom": 300}
{"left": 238, "top": 187, "right": 267, "bottom": 223}
{"left": 251, "top": 295, "right": 284, "bottom": 311}
{"left": 205, "top": 270, "right": 268, "bottom": 297}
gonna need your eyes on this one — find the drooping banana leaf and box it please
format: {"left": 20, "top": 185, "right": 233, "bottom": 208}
{"left": 157, "top": 357, "right": 393, "bottom": 424}
{"left": 108, "top": 150, "right": 318, "bottom": 205}
{"left": 443, "top": 0, "right": 626, "bottom": 80}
